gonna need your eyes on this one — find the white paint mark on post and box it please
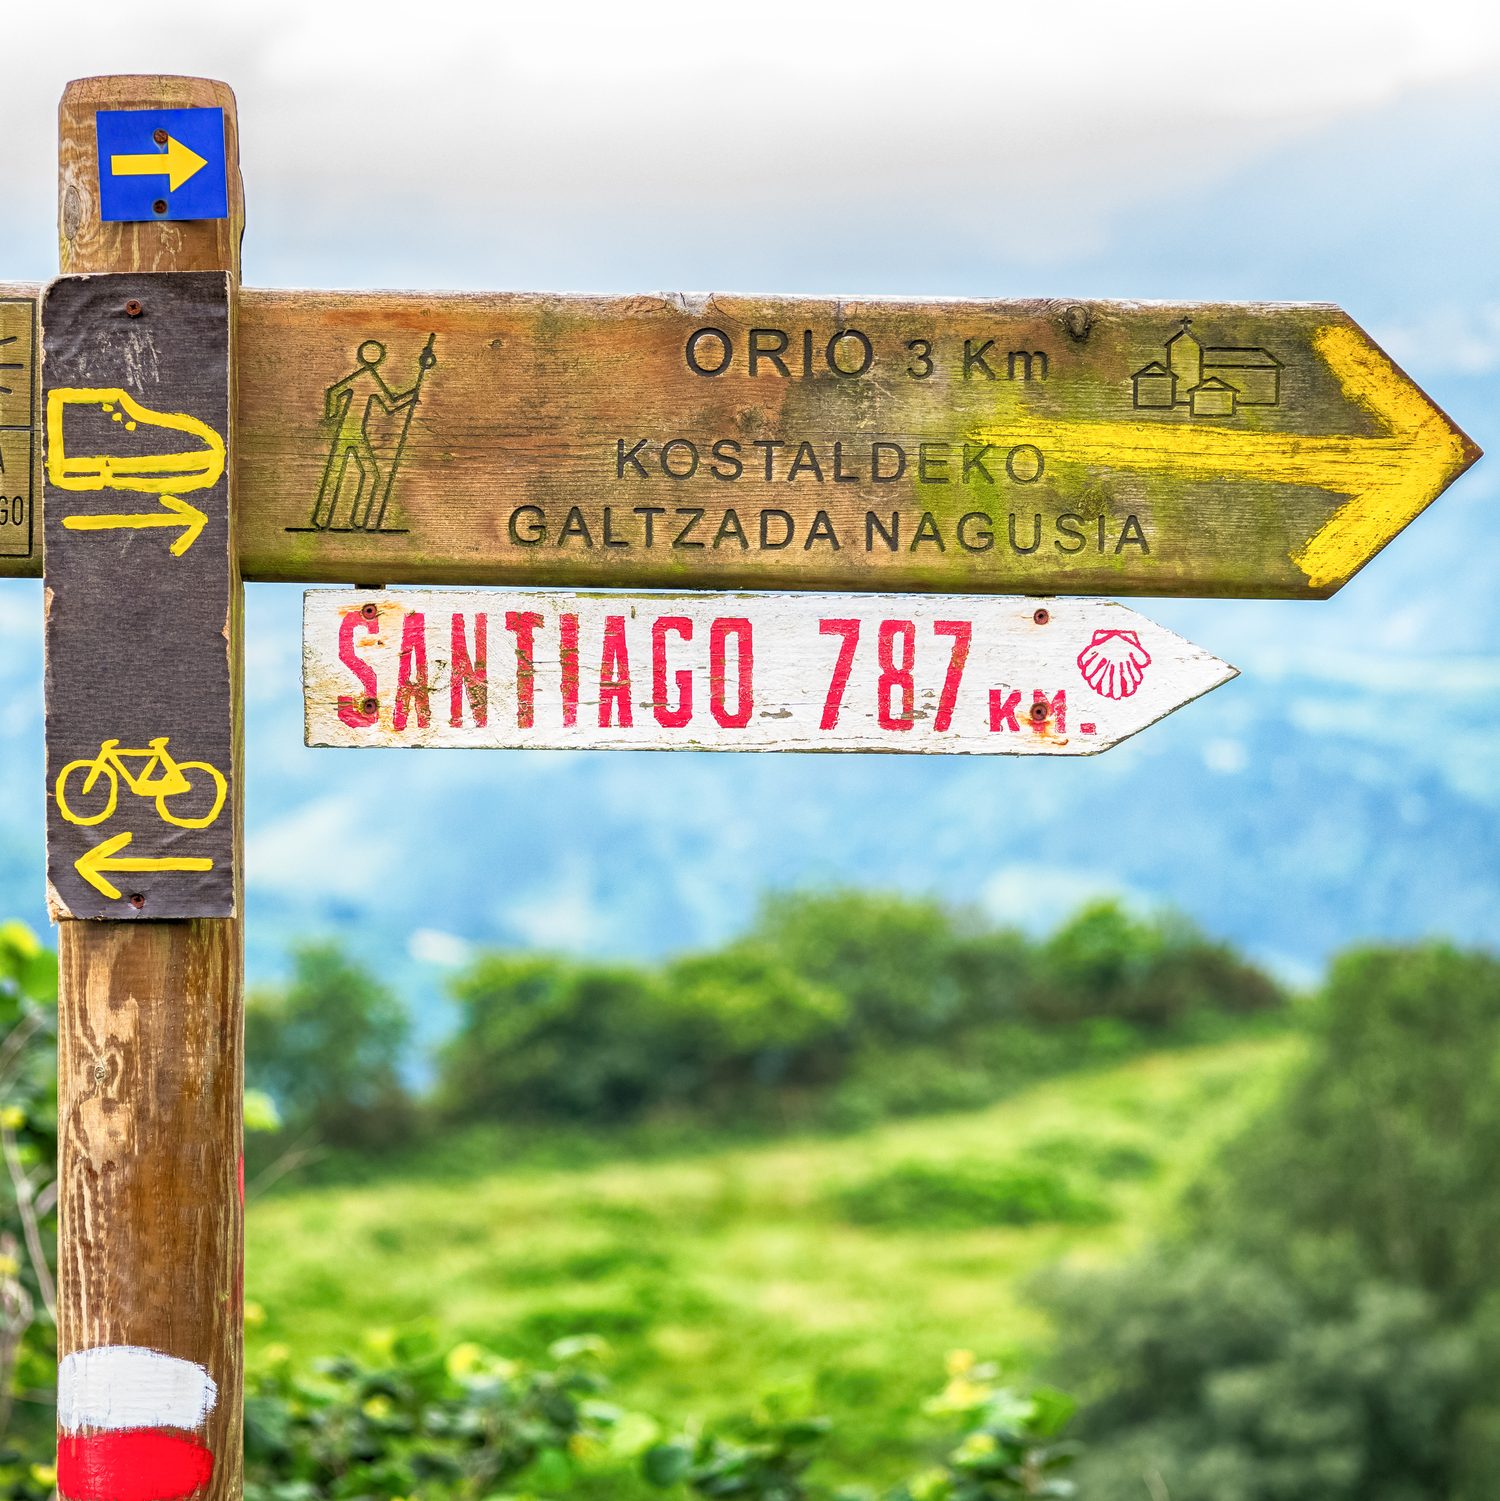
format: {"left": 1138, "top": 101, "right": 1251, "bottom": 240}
{"left": 303, "top": 590, "right": 1235, "bottom": 755}
{"left": 57, "top": 1345, "right": 219, "bottom": 1432}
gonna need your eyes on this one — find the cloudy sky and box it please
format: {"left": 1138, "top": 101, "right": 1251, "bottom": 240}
{"left": 1, "top": 0, "right": 1498, "bottom": 997}
{"left": 0, "top": 0, "right": 1496, "bottom": 295}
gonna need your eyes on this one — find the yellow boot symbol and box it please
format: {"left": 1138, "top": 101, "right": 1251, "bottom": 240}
{"left": 48, "top": 388, "right": 225, "bottom": 556}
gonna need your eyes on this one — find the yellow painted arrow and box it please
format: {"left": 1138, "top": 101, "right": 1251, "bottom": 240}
{"left": 978, "top": 324, "right": 1479, "bottom": 591}
{"left": 62, "top": 493, "right": 208, "bottom": 556}
{"left": 75, "top": 831, "right": 213, "bottom": 901}
{"left": 110, "top": 135, "right": 209, "bottom": 193}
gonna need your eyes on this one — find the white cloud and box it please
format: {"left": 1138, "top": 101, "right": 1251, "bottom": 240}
{"left": 2, "top": 1, "right": 1498, "bottom": 283}
{"left": 1377, "top": 303, "right": 1500, "bottom": 376}
{"left": 246, "top": 792, "right": 398, "bottom": 899}
{"left": 981, "top": 864, "right": 1140, "bottom": 933}
{"left": 501, "top": 857, "right": 612, "bottom": 951}
{"left": 407, "top": 926, "right": 472, "bottom": 967}
{"left": 1203, "top": 738, "right": 1249, "bottom": 776}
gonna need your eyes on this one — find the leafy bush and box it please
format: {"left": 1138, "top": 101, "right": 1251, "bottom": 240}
{"left": 838, "top": 1161, "right": 1111, "bottom": 1231}
{"left": 746, "top": 891, "right": 977, "bottom": 1044}
{"left": 0, "top": 922, "right": 58, "bottom": 1477}
{"left": 645, "top": 1351, "right": 1079, "bottom": 1500}
{"left": 1043, "top": 1248, "right": 1484, "bottom": 1501}
{"left": 1200, "top": 942, "right": 1500, "bottom": 1312}
{"left": 246, "top": 940, "right": 413, "bottom": 1150}
{"left": 439, "top": 956, "right": 670, "bottom": 1124}
{"left": 437, "top": 893, "right": 1283, "bottom": 1131}
{"left": 244, "top": 1330, "right": 641, "bottom": 1500}
{"left": 1027, "top": 902, "right": 1281, "bottom": 1030}
{"left": 1037, "top": 941, "right": 1500, "bottom": 1499}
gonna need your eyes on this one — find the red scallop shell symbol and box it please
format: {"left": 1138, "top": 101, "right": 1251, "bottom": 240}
{"left": 1077, "top": 628, "right": 1152, "bottom": 700}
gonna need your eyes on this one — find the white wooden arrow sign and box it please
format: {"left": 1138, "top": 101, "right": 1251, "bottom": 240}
{"left": 303, "top": 590, "right": 1234, "bottom": 755}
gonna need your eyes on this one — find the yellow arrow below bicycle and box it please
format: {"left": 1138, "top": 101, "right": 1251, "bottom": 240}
{"left": 62, "top": 494, "right": 209, "bottom": 557}
{"left": 75, "top": 831, "right": 213, "bottom": 901}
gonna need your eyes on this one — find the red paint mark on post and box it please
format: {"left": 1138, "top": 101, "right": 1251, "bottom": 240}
{"left": 59, "top": 1430, "right": 214, "bottom": 1501}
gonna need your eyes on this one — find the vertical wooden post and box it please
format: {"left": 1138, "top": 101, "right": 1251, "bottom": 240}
{"left": 51, "top": 77, "right": 245, "bottom": 1501}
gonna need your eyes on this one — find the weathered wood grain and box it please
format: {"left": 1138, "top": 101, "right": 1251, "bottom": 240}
{"left": 0, "top": 292, "right": 1478, "bottom": 594}
{"left": 304, "top": 589, "right": 1234, "bottom": 755}
{"left": 0, "top": 287, "right": 38, "bottom": 566}
{"left": 240, "top": 292, "right": 1476, "bottom": 597}
{"left": 52, "top": 74, "right": 244, "bottom": 1501}
{"left": 59, "top": 76, "right": 243, "bottom": 280}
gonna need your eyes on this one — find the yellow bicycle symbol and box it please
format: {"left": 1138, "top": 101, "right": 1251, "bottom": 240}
{"left": 56, "top": 737, "right": 227, "bottom": 830}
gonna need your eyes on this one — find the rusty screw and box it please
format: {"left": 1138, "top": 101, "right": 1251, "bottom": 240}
{"left": 152, "top": 198, "right": 168, "bottom": 215}
{"left": 1029, "top": 701, "right": 1049, "bottom": 723}
{"left": 129, "top": 893, "right": 146, "bottom": 909}
{"left": 361, "top": 696, "right": 378, "bottom": 716}
{"left": 1033, "top": 607, "right": 1050, "bottom": 625}
{"left": 360, "top": 602, "right": 379, "bottom": 621}
{"left": 153, "top": 127, "right": 169, "bottom": 146}
{"left": 124, "top": 299, "right": 143, "bottom": 318}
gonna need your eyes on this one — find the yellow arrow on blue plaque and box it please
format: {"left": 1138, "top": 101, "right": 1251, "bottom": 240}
{"left": 110, "top": 135, "right": 208, "bottom": 192}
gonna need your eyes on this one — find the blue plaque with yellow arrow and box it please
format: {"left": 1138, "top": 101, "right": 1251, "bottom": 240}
{"left": 95, "top": 106, "right": 228, "bottom": 223}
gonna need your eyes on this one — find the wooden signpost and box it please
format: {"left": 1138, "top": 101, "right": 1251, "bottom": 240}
{"left": 48, "top": 75, "right": 245, "bottom": 1501}
{"left": 0, "top": 67, "right": 1475, "bottom": 1501}
{"left": 304, "top": 590, "right": 1234, "bottom": 755}
{"left": 0, "top": 292, "right": 1480, "bottom": 598}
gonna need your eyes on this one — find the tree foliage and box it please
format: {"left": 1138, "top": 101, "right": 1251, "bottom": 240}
{"left": 246, "top": 940, "right": 412, "bottom": 1149}
{"left": 1039, "top": 941, "right": 1500, "bottom": 1500}
{"left": 439, "top": 893, "right": 1283, "bottom": 1128}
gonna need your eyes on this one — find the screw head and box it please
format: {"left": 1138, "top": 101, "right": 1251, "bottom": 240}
{"left": 361, "top": 696, "right": 379, "bottom": 716}
{"left": 152, "top": 198, "right": 168, "bottom": 215}
{"left": 1029, "top": 701, "right": 1048, "bottom": 723}
{"left": 360, "top": 602, "right": 379, "bottom": 621}
{"left": 124, "top": 299, "right": 143, "bottom": 318}
{"left": 128, "top": 892, "right": 146, "bottom": 909}
{"left": 152, "top": 127, "right": 169, "bottom": 146}
{"left": 1033, "top": 607, "right": 1050, "bottom": 625}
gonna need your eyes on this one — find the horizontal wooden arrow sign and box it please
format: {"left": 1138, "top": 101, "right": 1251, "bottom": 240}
{"left": 0, "top": 287, "right": 1480, "bottom": 596}
{"left": 303, "top": 590, "right": 1235, "bottom": 754}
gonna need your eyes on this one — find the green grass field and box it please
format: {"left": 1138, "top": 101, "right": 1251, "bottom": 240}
{"left": 245, "top": 1033, "right": 1298, "bottom": 1488}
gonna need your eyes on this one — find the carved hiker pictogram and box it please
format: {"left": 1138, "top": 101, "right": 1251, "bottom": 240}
{"left": 293, "top": 332, "right": 437, "bottom": 534}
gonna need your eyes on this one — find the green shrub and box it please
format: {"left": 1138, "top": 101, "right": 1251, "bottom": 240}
{"left": 1036, "top": 940, "right": 1500, "bottom": 1499}
{"left": 1200, "top": 942, "right": 1500, "bottom": 1312}
{"left": 1027, "top": 1137, "right": 1158, "bottom": 1182}
{"left": 1042, "top": 1247, "right": 1484, "bottom": 1501}
{"left": 1026, "top": 902, "right": 1281, "bottom": 1030}
{"left": 656, "top": 944, "right": 852, "bottom": 1095}
{"left": 747, "top": 890, "right": 973, "bottom": 1044}
{"left": 246, "top": 940, "right": 413, "bottom": 1150}
{"left": 645, "top": 1352, "right": 1080, "bottom": 1500}
{"left": 243, "top": 1330, "right": 641, "bottom": 1500}
{"left": 0, "top": 921, "right": 58, "bottom": 1475}
{"left": 435, "top": 893, "right": 1282, "bottom": 1134}
{"left": 838, "top": 1160, "right": 1111, "bottom": 1231}
{"left": 440, "top": 955, "right": 667, "bottom": 1124}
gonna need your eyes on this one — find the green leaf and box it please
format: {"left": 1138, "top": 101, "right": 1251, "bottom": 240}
{"left": 643, "top": 1442, "right": 694, "bottom": 1487}
{"left": 244, "top": 1089, "right": 283, "bottom": 1134}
